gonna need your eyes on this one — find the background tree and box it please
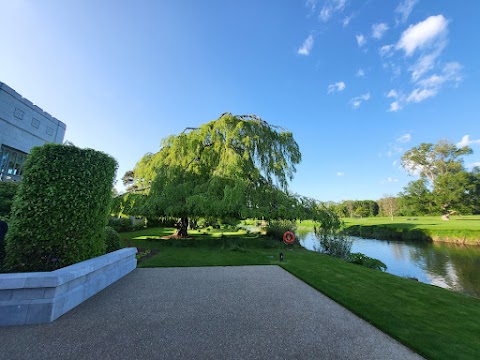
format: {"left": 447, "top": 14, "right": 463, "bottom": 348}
{"left": 133, "top": 113, "right": 302, "bottom": 237}
{"left": 401, "top": 140, "right": 474, "bottom": 219}
{"left": 466, "top": 167, "right": 480, "bottom": 214}
{"left": 399, "top": 179, "right": 434, "bottom": 216}
{"left": 378, "top": 195, "right": 399, "bottom": 220}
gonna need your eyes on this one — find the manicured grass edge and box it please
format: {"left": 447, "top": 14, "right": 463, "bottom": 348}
{"left": 280, "top": 258, "right": 480, "bottom": 360}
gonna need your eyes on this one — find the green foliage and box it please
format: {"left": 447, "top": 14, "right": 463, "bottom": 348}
{"left": 105, "top": 226, "right": 121, "bottom": 253}
{"left": 377, "top": 195, "right": 399, "bottom": 219}
{"left": 348, "top": 252, "right": 387, "bottom": 271}
{"left": 108, "top": 217, "right": 133, "bottom": 232}
{"left": 401, "top": 140, "right": 472, "bottom": 183}
{"left": 111, "top": 192, "right": 147, "bottom": 218}
{"left": 334, "top": 200, "right": 379, "bottom": 218}
{"left": 131, "top": 113, "right": 310, "bottom": 235}
{"left": 266, "top": 219, "right": 297, "bottom": 240}
{"left": 0, "top": 181, "right": 18, "bottom": 221}
{"left": 147, "top": 217, "right": 177, "bottom": 228}
{"left": 314, "top": 211, "right": 352, "bottom": 259}
{"left": 399, "top": 179, "right": 435, "bottom": 215}
{"left": 0, "top": 220, "right": 7, "bottom": 270}
{"left": 314, "top": 232, "right": 353, "bottom": 259}
{"left": 4, "top": 144, "right": 117, "bottom": 272}
{"left": 263, "top": 238, "right": 282, "bottom": 249}
{"left": 400, "top": 140, "right": 479, "bottom": 216}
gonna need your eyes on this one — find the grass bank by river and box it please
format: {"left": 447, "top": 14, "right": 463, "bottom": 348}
{"left": 121, "top": 227, "right": 480, "bottom": 360}
{"left": 342, "top": 216, "right": 480, "bottom": 245}
{"left": 298, "top": 216, "right": 480, "bottom": 245}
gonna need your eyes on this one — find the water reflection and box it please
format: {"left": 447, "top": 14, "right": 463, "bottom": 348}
{"left": 299, "top": 230, "right": 480, "bottom": 298}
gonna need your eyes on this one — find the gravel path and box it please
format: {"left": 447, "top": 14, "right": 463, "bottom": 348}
{"left": 0, "top": 266, "right": 423, "bottom": 360}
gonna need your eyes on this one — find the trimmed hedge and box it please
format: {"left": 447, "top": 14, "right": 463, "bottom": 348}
{"left": 0, "top": 181, "right": 18, "bottom": 220}
{"left": 4, "top": 144, "right": 117, "bottom": 272}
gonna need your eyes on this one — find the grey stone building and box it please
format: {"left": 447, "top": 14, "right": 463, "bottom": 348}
{"left": 0, "top": 82, "right": 66, "bottom": 181}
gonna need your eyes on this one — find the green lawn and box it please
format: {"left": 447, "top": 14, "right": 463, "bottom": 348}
{"left": 120, "top": 227, "right": 480, "bottom": 360}
{"left": 343, "top": 215, "right": 480, "bottom": 230}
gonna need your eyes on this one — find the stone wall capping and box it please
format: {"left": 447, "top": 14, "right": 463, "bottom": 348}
{"left": 0, "top": 248, "right": 137, "bottom": 326}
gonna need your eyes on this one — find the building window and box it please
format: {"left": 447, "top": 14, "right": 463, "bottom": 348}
{"left": 0, "top": 145, "right": 27, "bottom": 182}
{"left": 32, "top": 118, "right": 40, "bottom": 128}
{"left": 46, "top": 127, "right": 54, "bottom": 136}
{"left": 14, "top": 108, "right": 24, "bottom": 120}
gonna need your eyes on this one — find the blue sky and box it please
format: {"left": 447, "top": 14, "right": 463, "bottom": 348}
{"left": 1, "top": 0, "right": 479, "bottom": 202}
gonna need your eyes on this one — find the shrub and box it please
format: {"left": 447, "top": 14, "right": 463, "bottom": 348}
{"left": 0, "top": 181, "right": 18, "bottom": 221}
{"left": 263, "top": 238, "right": 281, "bottom": 249}
{"left": 315, "top": 232, "right": 353, "bottom": 259}
{"left": 108, "top": 217, "right": 133, "bottom": 232}
{"left": 348, "top": 252, "right": 387, "bottom": 271}
{"left": 401, "top": 229, "right": 431, "bottom": 242}
{"left": 266, "top": 219, "right": 297, "bottom": 241}
{"left": 105, "top": 226, "right": 121, "bottom": 253}
{"left": 4, "top": 144, "right": 117, "bottom": 272}
{"left": 0, "top": 220, "right": 7, "bottom": 270}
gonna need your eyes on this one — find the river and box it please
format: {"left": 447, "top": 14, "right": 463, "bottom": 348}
{"left": 297, "top": 229, "right": 480, "bottom": 298}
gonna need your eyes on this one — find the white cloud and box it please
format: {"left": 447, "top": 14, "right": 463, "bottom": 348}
{"left": 417, "top": 74, "right": 444, "bottom": 88}
{"left": 379, "top": 44, "right": 395, "bottom": 57}
{"left": 336, "top": 172, "right": 345, "bottom": 177}
{"left": 467, "top": 162, "right": 480, "bottom": 169}
{"left": 396, "top": 15, "right": 448, "bottom": 56}
{"left": 441, "top": 62, "right": 463, "bottom": 85}
{"left": 372, "top": 23, "right": 389, "bottom": 40}
{"left": 387, "top": 89, "right": 398, "bottom": 98}
{"left": 409, "top": 44, "right": 446, "bottom": 81}
{"left": 415, "top": 62, "right": 462, "bottom": 89}
{"left": 389, "top": 102, "right": 402, "bottom": 112}
{"left": 355, "top": 68, "right": 365, "bottom": 77}
{"left": 306, "top": 0, "right": 317, "bottom": 13}
{"left": 386, "top": 62, "right": 462, "bottom": 112}
{"left": 380, "top": 176, "right": 400, "bottom": 184}
{"left": 380, "top": 15, "right": 460, "bottom": 112}
{"left": 395, "top": 0, "right": 418, "bottom": 24}
{"left": 406, "top": 88, "right": 438, "bottom": 103}
{"left": 396, "top": 133, "right": 412, "bottom": 143}
{"left": 343, "top": 15, "right": 353, "bottom": 27}
{"left": 319, "top": 7, "right": 332, "bottom": 22}
{"left": 356, "top": 34, "right": 366, "bottom": 47}
{"left": 350, "top": 92, "right": 370, "bottom": 108}
{"left": 298, "top": 34, "right": 314, "bottom": 56}
{"left": 457, "top": 135, "right": 480, "bottom": 148}
{"left": 327, "top": 81, "right": 346, "bottom": 94}
{"left": 319, "top": 0, "right": 347, "bottom": 22}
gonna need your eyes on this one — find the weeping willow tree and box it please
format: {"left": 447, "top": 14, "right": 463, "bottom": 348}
{"left": 129, "top": 113, "right": 303, "bottom": 237}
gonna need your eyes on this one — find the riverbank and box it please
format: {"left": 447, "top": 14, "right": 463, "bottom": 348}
{"left": 121, "top": 227, "right": 480, "bottom": 360}
{"left": 341, "top": 216, "right": 480, "bottom": 245}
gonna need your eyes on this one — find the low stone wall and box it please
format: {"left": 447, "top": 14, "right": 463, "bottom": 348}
{"left": 0, "top": 248, "right": 137, "bottom": 326}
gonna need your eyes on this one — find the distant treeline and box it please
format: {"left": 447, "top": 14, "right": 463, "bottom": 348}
{"left": 323, "top": 194, "right": 480, "bottom": 219}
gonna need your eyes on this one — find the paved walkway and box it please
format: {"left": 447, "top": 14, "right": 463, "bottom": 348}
{"left": 0, "top": 266, "right": 423, "bottom": 359}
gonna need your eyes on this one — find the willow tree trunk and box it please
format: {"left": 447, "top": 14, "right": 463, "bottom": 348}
{"left": 174, "top": 217, "right": 189, "bottom": 237}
